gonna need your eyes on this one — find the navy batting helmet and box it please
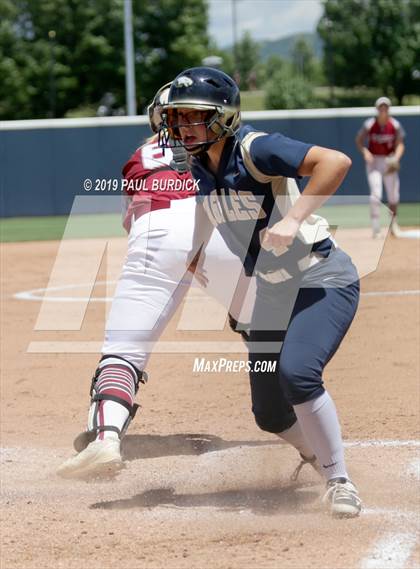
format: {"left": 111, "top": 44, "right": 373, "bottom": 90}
{"left": 160, "top": 67, "right": 241, "bottom": 153}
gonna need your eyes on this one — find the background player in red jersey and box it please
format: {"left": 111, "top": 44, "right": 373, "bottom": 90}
{"left": 355, "top": 96, "right": 406, "bottom": 237}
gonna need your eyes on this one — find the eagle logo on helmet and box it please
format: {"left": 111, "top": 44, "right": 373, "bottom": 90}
{"left": 175, "top": 76, "right": 193, "bottom": 88}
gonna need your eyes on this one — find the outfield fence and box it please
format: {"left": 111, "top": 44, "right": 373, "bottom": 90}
{"left": 1, "top": 106, "right": 419, "bottom": 217}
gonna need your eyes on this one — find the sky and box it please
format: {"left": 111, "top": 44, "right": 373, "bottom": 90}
{"left": 208, "top": 0, "right": 323, "bottom": 47}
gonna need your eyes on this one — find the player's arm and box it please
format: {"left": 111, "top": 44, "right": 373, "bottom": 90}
{"left": 190, "top": 198, "right": 214, "bottom": 256}
{"left": 264, "top": 146, "right": 351, "bottom": 249}
{"left": 385, "top": 137, "right": 405, "bottom": 174}
{"left": 394, "top": 138, "right": 405, "bottom": 161}
{"left": 250, "top": 133, "right": 350, "bottom": 248}
{"left": 355, "top": 129, "right": 366, "bottom": 152}
{"left": 355, "top": 127, "right": 373, "bottom": 164}
{"left": 120, "top": 151, "right": 140, "bottom": 233}
{"left": 187, "top": 199, "right": 214, "bottom": 286}
{"left": 288, "top": 146, "right": 350, "bottom": 223}
{"left": 387, "top": 120, "right": 406, "bottom": 169}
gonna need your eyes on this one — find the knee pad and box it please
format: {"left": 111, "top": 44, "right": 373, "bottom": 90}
{"left": 73, "top": 355, "right": 148, "bottom": 452}
{"left": 92, "top": 354, "right": 147, "bottom": 395}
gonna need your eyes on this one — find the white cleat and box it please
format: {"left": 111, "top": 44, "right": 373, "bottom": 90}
{"left": 322, "top": 477, "right": 362, "bottom": 518}
{"left": 391, "top": 220, "right": 402, "bottom": 237}
{"left": 57, "top": 439, "right": 124, "bottom": 480}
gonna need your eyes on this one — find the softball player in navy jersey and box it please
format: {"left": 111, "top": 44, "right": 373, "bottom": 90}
{"left": 161, "top": 67, "right": 362, "bottom": 518}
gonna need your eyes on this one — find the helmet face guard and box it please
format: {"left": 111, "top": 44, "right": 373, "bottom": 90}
{"left": 147, "top": 81, "right": 172, "bottom": 134}
{"left": 158, "top": 105, "right": 228, "bottom": 154}
{"left": 159, "top": 104, "right": 240, "bottom": 155}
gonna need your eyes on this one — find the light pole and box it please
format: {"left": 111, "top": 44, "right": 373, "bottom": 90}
{"left": 324, "top": 18, "right": 335, "bottom": 106}
{"left": 124, "top": 0, "right": 137, "bottom": 115}
{"left": 232, "top": 0, "right": 239, "bottom": 83}
{"left": 48, "top": 30, "right": 56, "bottom": 118}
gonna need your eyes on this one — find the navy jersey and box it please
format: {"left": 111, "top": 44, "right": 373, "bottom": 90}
{"left": 191, "top": 124, "right": 331, "bottom": 279}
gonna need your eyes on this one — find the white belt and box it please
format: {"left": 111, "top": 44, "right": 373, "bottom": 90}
{"left": 256, "top": 254, "right": 322, "bottom": 284}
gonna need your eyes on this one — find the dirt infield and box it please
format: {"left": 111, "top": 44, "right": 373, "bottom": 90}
{"left": 1, "top": 231, "right": 419, "bottom": 569}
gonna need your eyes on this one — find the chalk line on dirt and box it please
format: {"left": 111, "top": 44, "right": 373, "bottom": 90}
{"left": 362, "top": 289, "right": 420, "bottom": 298}
{"left": 360, "top": 532, "right": 418, "bottom": 569}
{"left": 13, "top": 282, "right": 420, "bottom": 303}
{"left": 343, "top": 440, "right": 420, "bottom": 448}
{"left": 363, "top": 508, "right": 419, "bottom": 522}
{"left": 359, "top": 448, "right": 420, "bottom": 569}
{"left": 406, "top": 458, "right": 420, "bottom": 480}
{"left": 2, "top": 438, "right": 419, "bottom": 466}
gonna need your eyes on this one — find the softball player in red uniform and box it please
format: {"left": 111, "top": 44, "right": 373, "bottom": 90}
{"left": 356, "top": 96, "right": 406, "bottom": 237}
{"left": 57, "top": 84, "right": 257, "bottom": 479}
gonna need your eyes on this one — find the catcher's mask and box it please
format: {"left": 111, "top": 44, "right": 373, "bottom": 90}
{"left": 147, "top": 81, "right": 172, "bottom": 134}
{"left": 159, "top": 67, "right": 240, "bottom": 155}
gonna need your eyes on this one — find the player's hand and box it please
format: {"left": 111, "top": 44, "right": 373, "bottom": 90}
{"left": 186, "top": 248, "right": 208, "bottom": 287}
{"left": 262, "top": 216, "right": 301, "bottom": 255}
{"left": 363, "top": 148, "right": 374, "bottom": 164}
{"left": 385, "top": 155, "right": 400, "bottom": 174}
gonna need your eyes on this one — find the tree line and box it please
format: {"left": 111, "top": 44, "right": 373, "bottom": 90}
{"left": 0, "top": 0, "right": 418, "bottom": 120}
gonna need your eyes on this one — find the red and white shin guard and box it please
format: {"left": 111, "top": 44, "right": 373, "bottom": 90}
{"left": 87, "top": 356, "right": 146, "bottom": 442}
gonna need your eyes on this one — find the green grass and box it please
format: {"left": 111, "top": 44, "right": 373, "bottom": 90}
{"left": 398, "top": 203, "right": 420, "bottom": 226}
{"left": 402, "top": 94, "right": 420, "bottom": 106}
{"left": 241, "top": 87, "right": 420, "bottom": 111}
{"left": 241, "top": 90, "right": 266, "bottom": 111}
{"left": 314, "top": 86, "right": 380, "bottom": 108}
{"left": 1, "top": 204, "right": 418, "bottom": 243}
{"left": 319, "top": 202, "right": 420, "bottom": 228}
{"left": 0, "top": 214, "right": 124, "bottom": 243}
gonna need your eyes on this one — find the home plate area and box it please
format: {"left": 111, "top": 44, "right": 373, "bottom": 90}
{"left": 1, "top": 438, "right": 419, "bottom": 569}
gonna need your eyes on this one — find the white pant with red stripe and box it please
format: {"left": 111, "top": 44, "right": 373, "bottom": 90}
{"left": 366, "top": 155, "right": 400, "bottom": 227}
{"left": 102, "top": 198, "right": 255, "bottom": 371}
